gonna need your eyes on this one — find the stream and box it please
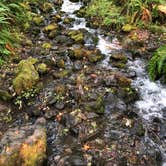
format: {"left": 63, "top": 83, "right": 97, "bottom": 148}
{"left": 60, "top": 0, "right": 166, "bottom": 165}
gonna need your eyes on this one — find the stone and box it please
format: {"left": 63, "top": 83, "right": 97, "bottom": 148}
{"left": 0, "top": 89, "right": 12, "bottom": 101}
{"left": 85, "top": 96, "right": 105, "bottom": 114}
{"left": 37, "top": 63, "right": 48, "bottom": 74}
{"left": 67, "top": 30, "right": 84, "bottom": 43}
{"left": 0, "top": 118, "right": 46, "bottom": 166}
{"left": 13, "top": 57, "right": 39, "bottom": 94}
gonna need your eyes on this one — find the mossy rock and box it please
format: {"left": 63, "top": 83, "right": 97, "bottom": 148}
{"left": 88, "top": 54, "right": 103, "bottom": 63}
{"left": 85, "top": 96, "right": 105, "bottom": 114}
{"left": 37, "top": 63, "right": 48, "bottom": 74}
{"left": 13, "top": 57, "right": 39, "bottom": 94}
{"left": 44, "top": 23, "right": 58, "bottom": 32}
{"left": 43, "top": 2, "right": 54, "bottom": 12}
{"left": 110, "top": 53, "right": 128, "bottom": 63}
{"left": 42, "top": 42, "right": 52, "bottom": 49}
{"left": 19, "top": 130, "right": 46, "bottom": 166}
{"left": 57, "top": 59, "right": 65, "bottom": 68}
{"left": 53, "top": 70, "right": 71, "bottom": 79}
{"left": 0, "top": 89, "right": 12, "bottom": 101}
{"left": 33, "top": 16, "right": 43, "bottom": 25}
{"left": 68, "top": 30, "right": 84, "bottom": 43}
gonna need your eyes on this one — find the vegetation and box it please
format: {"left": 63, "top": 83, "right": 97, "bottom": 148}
{"left": 86, "top": 0, "right": 166, "bottom": 31}
{"left": 0, "top": 0, "right": 28, "bottom": 64}
{"left": 148, "top": 45, "right": 166, "bottom": 81}
{"left": 0, "top": 0, "right": 45, "bottom": 65}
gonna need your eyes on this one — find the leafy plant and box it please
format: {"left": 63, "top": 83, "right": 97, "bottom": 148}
{"left": 148, "top": 45, "right": 166, "bottom": 81}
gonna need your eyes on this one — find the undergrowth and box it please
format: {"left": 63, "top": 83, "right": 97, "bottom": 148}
{"left": 148, "top": 45, "right": 166, "bottom": 81}
{"left": 86, "top": 0, "right": 166, "bottom": 31}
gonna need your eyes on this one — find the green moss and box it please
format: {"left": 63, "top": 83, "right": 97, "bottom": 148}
{"left": 37, "top": 63, "right": 48, "bottom": 74}
{"left": 42, "top": 42, "right": 52, "bottom": 49}
{"left": 44, "top": 23, "right": 58, "bottom": 32}
{"left": 68, "top": 30, "right": 84, "bottom": 43}
{"left": 20, "top": 132, "right": 46, "bottom": 166}
{"left": 13, "top": 57, "right": 39, "bottom": 94}
{"left": 85, "top": 96, "right": 105, "bottom": 114}
{"left": 53, "top": 70, "right": 71, "bottom": 79}
{"left": 33, "top": 16, "right": 43, "bottom": 25}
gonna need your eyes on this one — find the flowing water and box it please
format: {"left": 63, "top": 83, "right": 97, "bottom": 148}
{"left": 60, "top": 0, "right": 166, "bottom": 165}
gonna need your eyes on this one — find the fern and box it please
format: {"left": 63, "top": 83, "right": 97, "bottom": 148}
{"left": 148, "top": 45, "right": 166, "bottom": 81}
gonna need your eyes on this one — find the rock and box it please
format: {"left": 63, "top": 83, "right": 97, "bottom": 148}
{"left": 42, "top": 42, "right": 52, "bottom": 49}
{"left": 57, "top": 59, "right": 65, "bottom": 68}
{"left": 110, "top": 52, "right": 128, "bottom": 68}
{"left": 32, "top": 16, "right": 43, "bottom": 25}
{"left": 105, "top": 93, "right": 126, "bottom": 112}
{"left": 53, "top": 70, "right": 71, "bottom": 79}
{"left": 52, "top": 14, "right": 61, "bottom": 23}
{"left": 13, "top": 57, "right": 39, "bottom": 94}
{"left": 73, "top": 61, "right": 83, "bottom": 71}
{"left": 67, "top": 30, "right": 84, "bottom": 44}
{"left": 0, "top": 89, "right": 12, "bottom": 101}
{"left": 0, "top": 118, "right": 46, "bottom": 166}
{"left": 37, "top": 63, "right": 48, "bottom": 74}
{"left": 0, "top": 104, "right": 12, "bottom": 123}
{"left": 67, "top": 155, "right": 86, "bottom": 166}
{"left": 85, "top": 96, "right": 105, "bottom": 114}
{"left": 44, "top": 23, "right": 58, "bottom": 32}
{"left": 43, "top": 2, "right": 54, "bottom": 12}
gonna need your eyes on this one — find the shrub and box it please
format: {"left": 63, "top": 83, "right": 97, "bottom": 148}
{"left": 148, "top": 45, "right": 166, "bottom": 81}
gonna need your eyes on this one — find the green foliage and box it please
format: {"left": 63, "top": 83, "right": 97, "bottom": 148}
{"left": 86, "top": 0, "right": 127, "bottom": 28}
{"left": 0, "top": 0, "right": 28, "bottom": 63}
{"left": 148, "top": 45, "right": 166, "bottom": 81}
{"left": 86, "top": 0, "right": 166, "bottom": 30}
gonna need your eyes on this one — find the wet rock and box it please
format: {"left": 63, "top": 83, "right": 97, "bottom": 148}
{"left": 104, "top": 75, "right": 117, "bottom": 87}
{"left": 52, "top": 69, "right": 71, "bottom": 79}
{"left": 37, "top": 63, "right": 48, "bottom": 74}
{"left": 44, "top": 23, "right": 58, "bottom": 34}
{"left": 63, "top": 17, "right": 75, "bottom": 25}
{"left": 43, "top": 2, "right": 54, "bottom": 12}
{"left": 73, "top": 61, "right": 83, "bottom": 71}
{"left": 55, "top": 102, "right": 65, "bottom": 110}
{"left": 0, "top": 104, "right": 12, "bottom": 123}
{"left": 0, "top": 89, "right": 12, "bottom": 101}
{"left": 105, "top": 93, "right": 126, "bottom": 112}
{"left": 0, "top": 118, "right": 46, "bottom": 166}
{"left": 52, "top": 14, "right": 62, "bottom": 23}
{"left": 131, "top": 120, "right": 145, "bottom": 136}
{"left": 32, "top": 16, "right": 43, "bottom": 26}
{"left": 55, "top": 35, "right": 72, "bottom": 45}
{"left": 67, "top": 30, "right": 84, "bottom": 44}
{"left": 57, "top": 59, "right": 65, "bottom": 68}
{"left": 85, "top": 96, "right": 105, "bottom": 114}
{"left": 13, "top": 57, "right": 39, "bottom": 94}
{"left": 110, "top": 52, "right": 128, "bottom": 63}
{"left": 42, "top": 42, "right": 52, "bottom": 49}
{"left": 117, "top": 87, "right": 138, "bottom": 103}
{"left": 67, "top": 155, "right": 86, "bottom": 166}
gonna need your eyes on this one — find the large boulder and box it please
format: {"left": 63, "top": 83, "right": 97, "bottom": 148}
{"left": 0, "top": 118, "right": 46, "bottom": 166}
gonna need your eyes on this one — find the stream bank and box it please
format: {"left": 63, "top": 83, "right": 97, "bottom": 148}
{"left": 0, "top": 0, "right": 166, "bottom": 165}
